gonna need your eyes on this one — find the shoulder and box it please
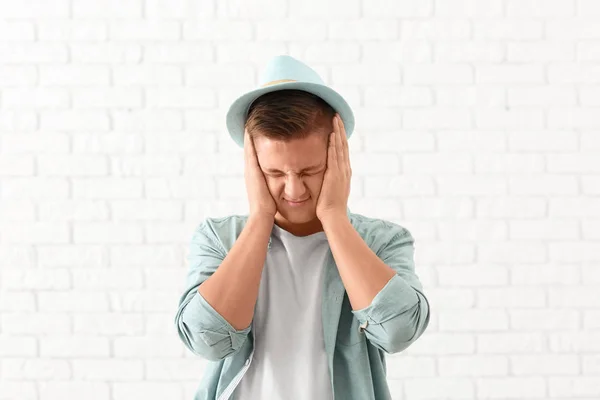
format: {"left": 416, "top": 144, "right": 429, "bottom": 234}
{"left": 349, "top": 211, "right": 415, "bottom": 250}
{"left": 192, "top": 214, "right": 251, "bottom": 250}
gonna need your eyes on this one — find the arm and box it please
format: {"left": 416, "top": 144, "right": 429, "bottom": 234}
{"left": 322, "top": 213, "right": 431, "bottom": 354}
{"left": 174, "top": 213, "right": 274, "bottom": 361}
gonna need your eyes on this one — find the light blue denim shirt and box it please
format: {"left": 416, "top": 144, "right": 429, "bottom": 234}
{"left": 174, "top": 207, "right": 431, "bottom": 400}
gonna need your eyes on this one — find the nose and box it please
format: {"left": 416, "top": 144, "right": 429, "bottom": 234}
{"left": 283, "top": 174, "right": 307, "bottom": 201}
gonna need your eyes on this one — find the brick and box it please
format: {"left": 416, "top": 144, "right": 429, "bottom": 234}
{"left": 0, "top": 0, "right": 68, "bottom": 17}
{"left": 184, "top": 21, "right": 253, "bottom": 41}
{"left": 72, "top": 359, "right": 143, "bottom": 381}
{"left": 1, "top": 358, "right": 71, "bottom": 379}
{"left": 0, "top": 21, "right": 35, "bottom": 41}
{"left": 113, "top": 383, "right": 183, "bottom": 400}
{"left": 510, "top": 310, "right": 579, "bottom": 330}
{"left": 39, "top": 382, "right": 109, "bottom": 400}
{"left": 405, "top": 377, "right": 474, "bottom": 399}
{"left": 0, "top": 66, "right": 37, "bottom": 86}
{"left": 507, "top": 0, "right": 575, "bottom": 17}
{"left": 41, "top": 336, "right": 110, "bottom": 357}
{"left": 38, "top": 200, "right": 109, "bottom": 221}
{"left": 0, "top": 337, "right": 36, "bottom": 356}
{"left": 478, "top": 333, "right": 545, "bottom": 354}
{"left": 404, "top": 108, "right": 471, "bottom": 129}
{"left": 508, "top": 130, "right": 577, "bottom": 151}
{"left": 38, "top": 21, "right": 107, "bottom": 41}
{"left": 0, "top": 111, "right": 37, "bottom": 131}
{"left": 402, "top": 20, "right": 470, "bottom": 39}
{"left": 289, "top": 43, "right": 361, "bottom": 63}
{"left": 437, "top": 266, "right": 509, "bottom": 286}
{"left": 72, "top": 178, "right": 143, "bottom": 199}
{"left": 1, "top": 178, "right": 69, "bottom": 199}
{"left": 73, "top": 0, "right": 142, "bottom": 18}
{"left": 2, "top": 313, "right": 70, "bottom": 334}
{"left": 330, "top": 20, "right": 398, "bottom": 40}
{"left": 114, "top": 336, "right": 183, "bottom": 357}
{"left": 508, "top": 86, "right": 577, "bottom": 106}
{"left": 1, "top": 268, "right": 70, "bottom": 290}
{"left": 439, "top": 355, "right": 508, "bottom": 376}
{"left": 435, "top": 42, "right": 504, "bottom": 63}
{"left": 70, "top": 43, "right": 142, "bottom": 63}
{"left": 40, "top": 111, "right": 110, "bottom": 131}
{"left": 146, "top": 0, "right": 214, "bottom": 19}
{"left": 72, "top": 88, "right": 142, "bottom": 108}
{"left": 38, "top": 292, "right": 110, "bottom": 312}
{"left": 509, "top": 220, "right": 579, "bottom": 240}
{"left": 113, "top": 66, "right": 182, "bottom": 86}
{"left": 478, "top": 377, "right": 546, "bottom": 398}
{"left": 73, "top": 313, "right": 144, "bottom": 335}
{"left": 477, "top": 287, "right": 546, "bottom": 308}
{"left": 0, "top": 291, "right": 36, "bottom": 311}
{"left": 508, "top": 42, "right": 575, "bottom": 62}
{"left": 2, "top": 88, "right": 70, "bottom": 108}
{"left": 37, "top": 245, "right": 106, "bottom": 268}
{"left": 426, "top": 288, "right": 475, "bottom": 309}
{"left": 1, "top": 132, "right": 69, "bottom": 155}
{"left": 475, "top": 154, "right": 544, "bottom": 174}
{"left": 73, "top": 223, "right": 143, "bottom": 244}
{"left": 39, "top": 66, "right": 109, "bottom": 86}
{"left": 436, "top": 0, "right": 503, "bottom": 17}
{"left": 0, "top": 155, "right": 34, "bottom": 176}
{"left": 363, "top": 0, "right": 432, "bottom": 17}
{"left": 111, "top": 200, "right": 182, "bottom": 222}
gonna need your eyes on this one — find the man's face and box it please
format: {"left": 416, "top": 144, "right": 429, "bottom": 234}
{"left": 253, "top": 132, "right": 328, "bottom": 229}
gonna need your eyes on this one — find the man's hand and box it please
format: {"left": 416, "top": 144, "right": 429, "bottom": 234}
{"left": 316, "top": 113, "right": 352, "bottom": 222}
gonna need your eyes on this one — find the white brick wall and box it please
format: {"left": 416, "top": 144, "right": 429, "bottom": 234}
{"left": 0, "top": 0, "right": 599, "bottom": 399}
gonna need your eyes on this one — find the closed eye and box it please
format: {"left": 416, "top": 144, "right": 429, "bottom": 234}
{"left": 268, "top": 171, "right": 318, "bottom": 177}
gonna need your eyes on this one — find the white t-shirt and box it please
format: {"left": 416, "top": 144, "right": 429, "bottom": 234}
{"left": 232, "top": 222, "right": 334, "bottom": 400}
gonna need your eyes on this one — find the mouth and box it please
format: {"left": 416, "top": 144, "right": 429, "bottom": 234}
{"left": 285, "top": 198, "right": 309, "bottom": 206}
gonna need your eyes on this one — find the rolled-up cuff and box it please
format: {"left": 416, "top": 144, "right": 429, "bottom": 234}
{"left": 351, "top": 274, "right": 420, "bottom": 325}
{"left": 182, "top": 291, "right": 251, "bottom": 351}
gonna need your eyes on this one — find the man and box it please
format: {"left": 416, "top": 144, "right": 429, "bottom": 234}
{"left": 174, "top": 55, "right": 431, "bottom": 400}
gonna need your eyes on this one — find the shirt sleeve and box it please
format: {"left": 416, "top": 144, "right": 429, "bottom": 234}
{"left": 173, "top": 220, "right": 251, "bottom": 361}
{"left": 351, "top": 226, "right": 431, "bottom": 354}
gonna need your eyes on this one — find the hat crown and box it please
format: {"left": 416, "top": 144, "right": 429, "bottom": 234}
{"left": 258, "top": 55, "right": 325, "bottom": 87}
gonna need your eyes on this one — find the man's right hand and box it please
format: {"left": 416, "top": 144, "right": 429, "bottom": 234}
{"left": 244, "top": 128, "right": 277, "bottom": 219}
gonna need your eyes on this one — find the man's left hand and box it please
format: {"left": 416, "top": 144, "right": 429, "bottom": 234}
{"left": 316, "top": 113, "right": 352, "bottom": 222}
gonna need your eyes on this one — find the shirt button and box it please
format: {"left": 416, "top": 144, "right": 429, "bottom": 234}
{"left": 359, "top": 320, "right": 368, "bottom": 332}
{"left": 245, "top": 358, "right": 250, "bottom": 366}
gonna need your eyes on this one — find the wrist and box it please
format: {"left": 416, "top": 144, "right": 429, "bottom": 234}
{"left": 249, "top": 212, "right": 275, "bottom": 225}
{"left": 319, "top": 211, "right": 349, "bottom": 227}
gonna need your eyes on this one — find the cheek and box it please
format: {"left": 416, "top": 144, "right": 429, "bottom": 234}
{"left": 266, "top": 177, "right": 323, "bottom": 195}
{"left": 307, "top": 176, "right": 324, "bottom": 193}
{"left": 265, "top": 179, "right": 280, "bottom": 192}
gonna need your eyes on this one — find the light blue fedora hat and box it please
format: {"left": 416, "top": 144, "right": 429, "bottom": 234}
{"left": 225, "top": 54, "right": 355, "bottom": 148}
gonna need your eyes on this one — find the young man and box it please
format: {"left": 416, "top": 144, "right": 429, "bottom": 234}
{"left": 174, "top": 55, "right": 431, "bottom": 400}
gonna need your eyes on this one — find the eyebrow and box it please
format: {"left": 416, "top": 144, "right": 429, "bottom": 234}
{"left": 264, "top": 164, "right": 324, "bottom": 173}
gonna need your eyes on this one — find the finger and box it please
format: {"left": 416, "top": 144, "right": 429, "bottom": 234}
{"left": 244, "top": 128, "right": 258, "bottom": 166}
{"left": 328, "top": 130, "right": 337, "bottom": 169}
{"left": 244, "top": 128, "right": 250, "bottom": 160}
{"left": 337, "top": 115, "right": 349, "bottom": 170}
{"left": 335, "top": 115, "right": 350, "bottom": 176}
{"left": 335, "top": 115, "right": 344, "bottom": 163}
{"left": 331, "top": 114, "right": 339, "bottom": 166}
{"left": 338, "top": 114, "right": 348, "bottom": 152}
{"left": 339, "top": 117, "right": 352, "bottom": 177}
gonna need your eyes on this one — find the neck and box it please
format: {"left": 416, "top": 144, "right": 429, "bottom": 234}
{"left": 274, "top": 214, "right": 324, "bottom": 236}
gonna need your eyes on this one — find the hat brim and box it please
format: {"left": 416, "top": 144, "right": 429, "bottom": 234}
{"left": 226, "top": 81, "right": 355, "bottom": 148}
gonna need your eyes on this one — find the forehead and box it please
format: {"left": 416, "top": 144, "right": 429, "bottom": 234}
{"left": 254, "top": 134, "right": 327, "bottom": 171}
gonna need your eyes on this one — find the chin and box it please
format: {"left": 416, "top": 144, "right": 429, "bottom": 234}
{"left": 278, "top": 206, "right": 316, "bottom": 222}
